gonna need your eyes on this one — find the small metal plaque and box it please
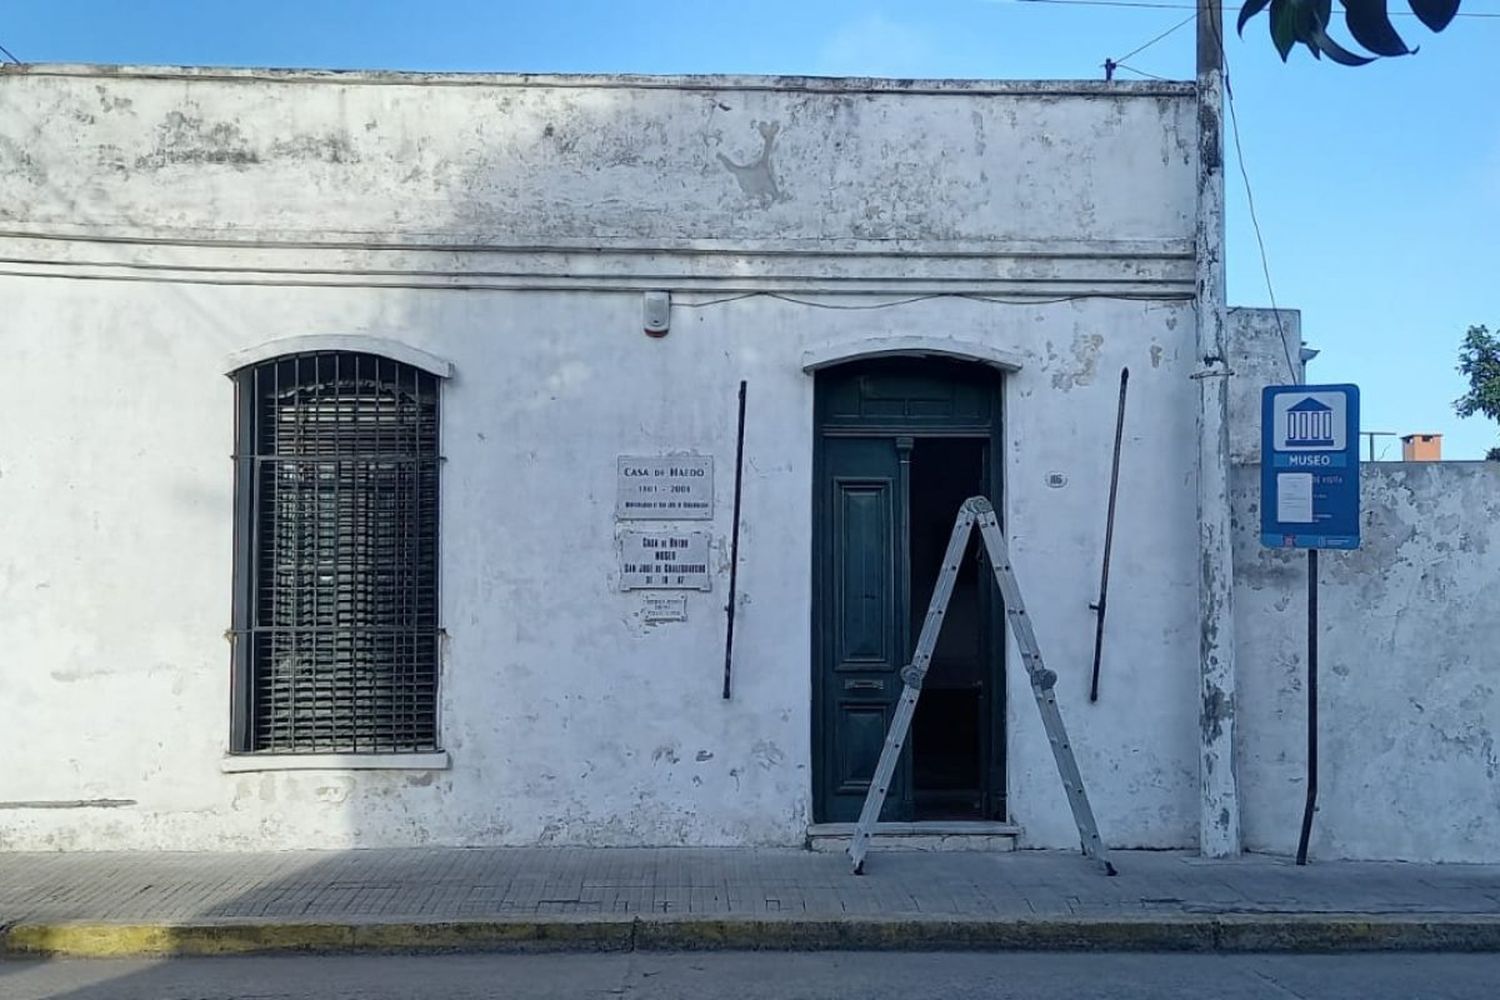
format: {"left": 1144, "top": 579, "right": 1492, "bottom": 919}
{"left": 619, "top": 531, "right": 712, "bottom": 591}
{"left": 616, "top": 455, "right": 713, "bottom": 520}
{"left": 641, "top": 595, "right": 688, "bottom": 623}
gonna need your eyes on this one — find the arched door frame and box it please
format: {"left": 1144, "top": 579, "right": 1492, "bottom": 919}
{"left": 809, "top": 348, "right": 1013, "bottom": 824}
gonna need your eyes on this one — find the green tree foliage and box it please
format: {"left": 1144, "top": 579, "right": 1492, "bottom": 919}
{"left": 1453, "top": 325, "right": 1500, "bottom": 459}
{"left": 1237, "top": 0, "right": 1460, "bottom": 65}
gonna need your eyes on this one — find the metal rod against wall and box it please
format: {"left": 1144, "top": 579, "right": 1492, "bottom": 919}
{"left": 722, "top": 380, "right": 748, "bottom": 700}
{"left": 1090, "top": 366, "right": 1129, "bottom": 703}
{"left": 1296, "top": 547, "right": 1319, "bottom": 865}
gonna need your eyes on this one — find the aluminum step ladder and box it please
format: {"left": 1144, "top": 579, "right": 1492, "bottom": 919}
{"left": 848, "top": 496, "right": 1116, "bottom": 876}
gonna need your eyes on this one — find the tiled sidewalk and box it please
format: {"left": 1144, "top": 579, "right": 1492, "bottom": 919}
{"left": 3, "top": 847, "right": 1498, "bottom": 925}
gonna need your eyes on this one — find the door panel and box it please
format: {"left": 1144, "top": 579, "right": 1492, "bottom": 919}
{"left": 833, "top": 480, "right": 894, "bottom": 669}
{"left": 819, "top": 362, "right": 995, "bottom": 430}
{"left": 834, "top": 699, "right": 893, "bottom": 796}
{"left": 817, "top": 436, "right": 909, "bottom": 822}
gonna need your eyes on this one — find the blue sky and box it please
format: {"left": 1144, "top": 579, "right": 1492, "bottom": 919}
{"left": 8, "top": 1, "right": 1497, "bottom": 458}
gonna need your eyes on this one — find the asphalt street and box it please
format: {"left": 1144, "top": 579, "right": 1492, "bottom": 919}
{"left": 3, "top": 951, "right": 1500, "bottom": 999}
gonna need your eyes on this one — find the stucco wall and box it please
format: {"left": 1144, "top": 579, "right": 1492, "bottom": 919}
{"left": 1227, "top": 307, "right": 1303, "bottom": 464}
{"left": 1, "top": 68, "right": 1196, "bottom": 246}
{"left": 1232, "top": 462, "right": 1500, "bottom": 862}
{"left": 0, "top": 283, "right": 1205, "bottom": 851}
{"left": 0, "top": 68, "right": 1211, "bottom": 851}
{"left": 1225, "top": 307, "right": 1500, "bottom": 862}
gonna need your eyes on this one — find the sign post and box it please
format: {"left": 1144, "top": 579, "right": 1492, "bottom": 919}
{"left": 1260, "top": 384, "right": 1360, "bottom": 866}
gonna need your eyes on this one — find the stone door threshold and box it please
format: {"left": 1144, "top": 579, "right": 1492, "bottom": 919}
{"left": 806, "top": 821, "right": 1022, "bottom": 853}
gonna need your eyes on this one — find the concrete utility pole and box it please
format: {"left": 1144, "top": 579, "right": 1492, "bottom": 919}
{"left": 1194, "top": 0, "right": 1241, "bottom": 858}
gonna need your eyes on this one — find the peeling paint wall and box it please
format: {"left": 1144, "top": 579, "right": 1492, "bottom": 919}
{"left": 0, "top": 67, "right": 1212, "bottom": 852}
{"left": 1227, "top": 306, "right": 1303, "bottom": 464}
{"left": 1232, "top": 462, "right": 1500, "bottom": 862}
{"left": 1227, "top": 307, "right": 1500, "bottom": 862}
{"left": 0, "top": 69, "right": 1198, "bottom": 245}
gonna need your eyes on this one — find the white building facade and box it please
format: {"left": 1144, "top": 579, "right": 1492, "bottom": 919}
{"left": 2, "top": 65, "right": 1492, "bottom": 861}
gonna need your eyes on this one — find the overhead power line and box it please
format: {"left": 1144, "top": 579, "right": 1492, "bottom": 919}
{"left": 1115, "top": 63, "right": 1170, "bottom": 79}
{"left": 1114, "top": 12, "right": 1197, "bottom": 62}
{"left": 0, "top": 39, "right": 21, "bottom": 64}
{"left": 1105, "top": 12, "right": 1195, "bottom": 77}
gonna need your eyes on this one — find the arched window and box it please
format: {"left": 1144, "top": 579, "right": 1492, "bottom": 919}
{"left": 229, "top": 351, "right": 441, "bottom": 754}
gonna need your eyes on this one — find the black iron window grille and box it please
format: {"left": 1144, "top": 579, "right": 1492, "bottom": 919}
{"left": 230, "top": 351, "right": 441, "bottom": 754}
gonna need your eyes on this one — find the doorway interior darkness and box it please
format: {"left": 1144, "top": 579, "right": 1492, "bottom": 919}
{"left": 811, "top": 357, "right": 1005, "bottom": 824}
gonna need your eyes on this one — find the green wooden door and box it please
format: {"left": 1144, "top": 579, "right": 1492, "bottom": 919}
{"left": 812, "top": 358, "right": 1005, "bottom": 824}
{"left": 816, "top": 435, "right": 912, "bottom": 822}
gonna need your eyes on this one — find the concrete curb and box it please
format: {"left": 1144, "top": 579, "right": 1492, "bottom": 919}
{"left": 6, "top": 915, "right": 1500, "bottom": 957}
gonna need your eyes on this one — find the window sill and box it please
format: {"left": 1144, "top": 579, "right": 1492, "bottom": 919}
{"left": 220, "top": 752, "right": 450, "bottom": 773}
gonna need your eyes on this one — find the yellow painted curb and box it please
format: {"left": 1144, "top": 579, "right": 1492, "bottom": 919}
{"left": 0, "top": 919, "right": 635, "bottom": 958}
{"left": 5, "top": 915, "right": 1500, "bottom": 957}
{"left": 3, "top": 922, "right": 356, "bottom": 957}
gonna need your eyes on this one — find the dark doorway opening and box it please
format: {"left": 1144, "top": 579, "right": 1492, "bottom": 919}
{"left": 909, "top": 438, "right": 988, "bottom": 820}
